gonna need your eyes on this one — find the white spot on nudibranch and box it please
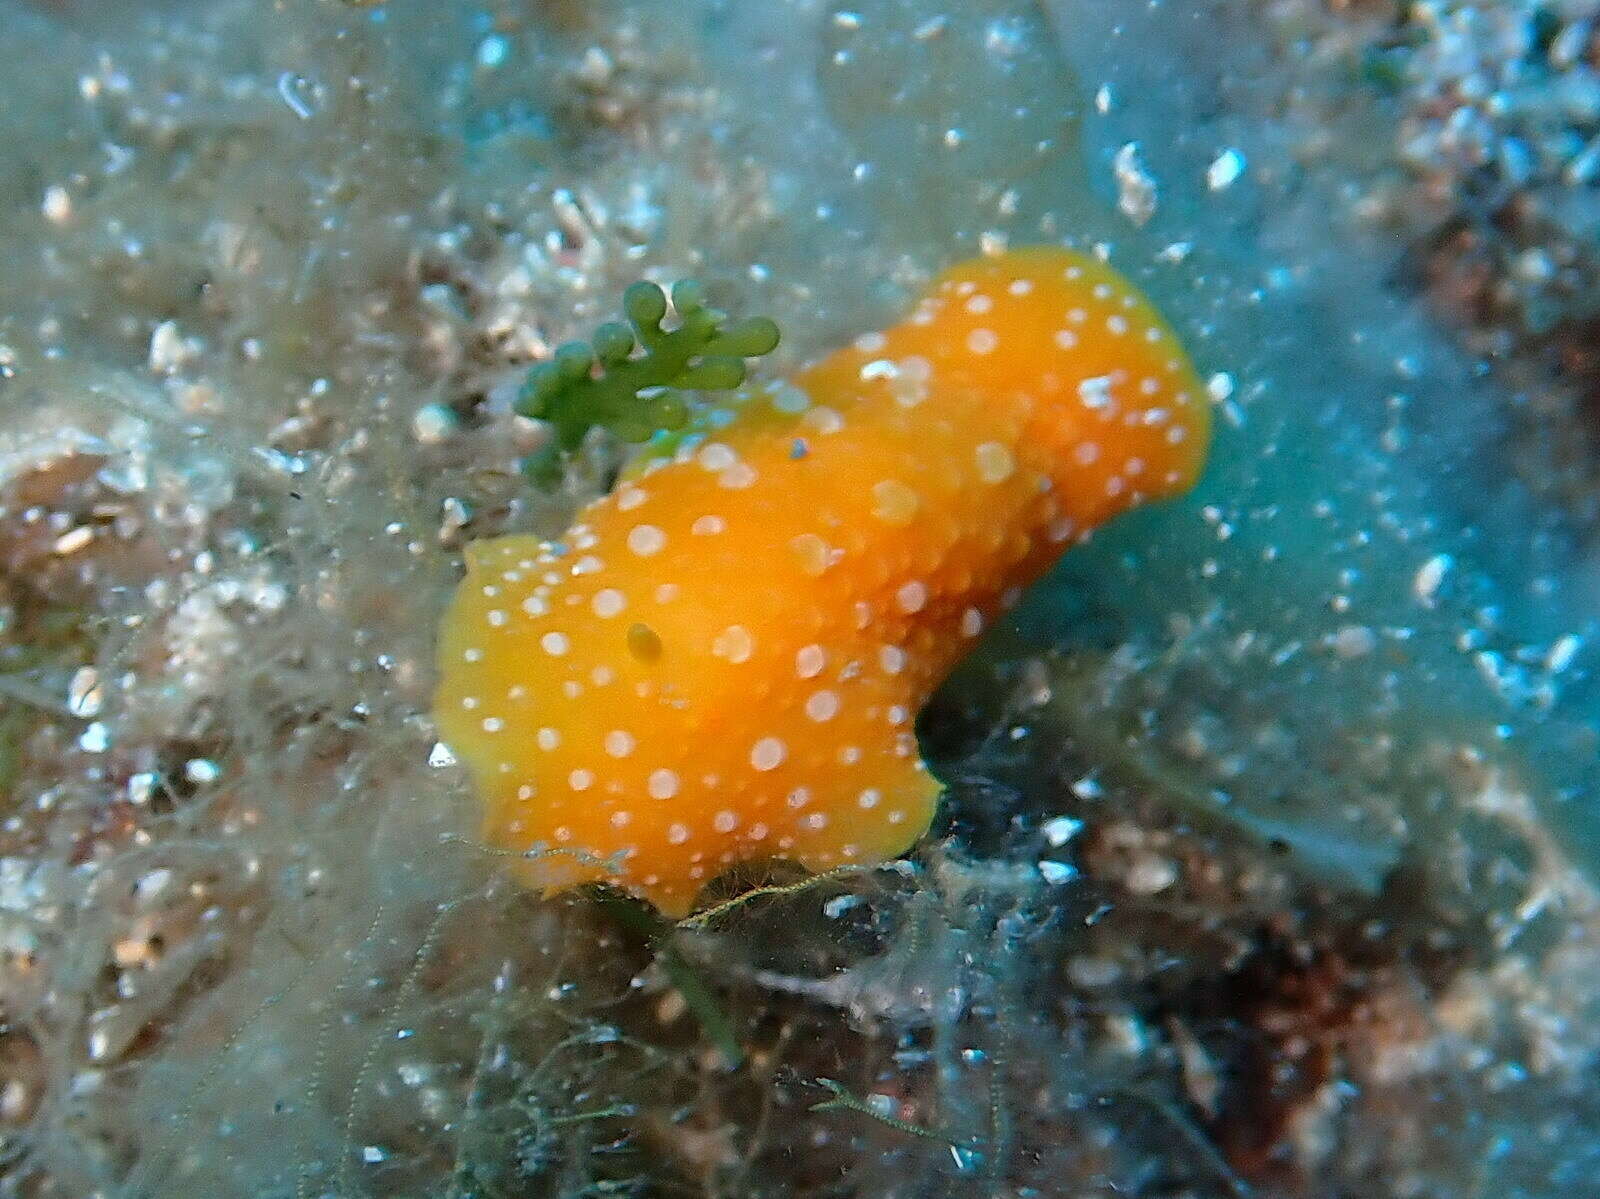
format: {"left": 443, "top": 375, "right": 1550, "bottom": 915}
{"left": 627, "top": 524, "right": 666, "bottom": 556}
{"left": 796, "top": 644, "right": 827, "bottom": 678}
{"left": 805, "top": 690, "right": 840, "bottom": 722}
{"left": 750, "top": 737, "right": 786, "bottom": 771}
{"left": 713, "top": 625, "right": 754, "bottom": 663}
{"left": 974, "top": 442, "right": 1015, "bottom": 484}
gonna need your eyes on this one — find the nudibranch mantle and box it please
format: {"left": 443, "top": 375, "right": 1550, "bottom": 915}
{"left": 435, "top": 247, "right": 1210, "bottom": 916}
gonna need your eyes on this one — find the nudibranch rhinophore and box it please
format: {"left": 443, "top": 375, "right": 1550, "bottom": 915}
{"left": 435, "top": 247, "right": 1210, "bottom": 916}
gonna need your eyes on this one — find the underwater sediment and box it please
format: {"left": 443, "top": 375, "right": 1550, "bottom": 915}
{"left": 2, "top": 1, "right": 1600, "bottom": 1197}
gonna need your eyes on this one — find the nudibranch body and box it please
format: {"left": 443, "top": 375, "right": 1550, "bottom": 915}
{"left": 435, "top": 247, "right": 1210, "bottom": 916}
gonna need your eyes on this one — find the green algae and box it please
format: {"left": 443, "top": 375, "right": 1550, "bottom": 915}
{"left": 516, "top": 280, "right": 779, "bottom": 486}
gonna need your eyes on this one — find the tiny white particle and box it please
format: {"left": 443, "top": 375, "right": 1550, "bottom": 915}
{"left": 720, "top": 463, "right": 759, "bottom": 488}
{"left": 667, "top": 823, "right": 690, "bottom": 845}
{"left": 655, "top": 582, "right": 681, "bottom": 602}
{"left": 648, "top": 768, "right": 679, "bottom": 799}
{"left": 747, "top": 822, "right": 769, "bottom": 841}
{"left": 713, "top": 809, "right": 738, "bottom": 833}
{"left": 896, "top": 581, "right": 927, "bottom": 613}
{"left": 487, "top": 609, "right": 508, "bottom": 627}
{"left": 592, "top": 588, "right": 626, "bottom": 618}
{"left": 691, "top": 515, "right": 726, "bottom": 536}
{"left": 751, "top": 737, "right": 786, "bottom": 771}
{"left": 616, "top": 485, "right": 648, "bottom": 511}
{"left": 786, "top": 787, "right": 811, "bottom": 809}
{"left": 537, "top": 727, "right": 561, "bottom": 750}
{"left": 461, "top": 696, "right": 479, "bottom": 710}
{"left": 627, "top": 524, "right": 666, "bottom": 556}
{"left": 796, "top": 644, "right": 827, "bottom": 678}
{"left": 804, "top": 812, "right": 829, "bottom": 830}
{"left": 42, "top": 184, "right": 71, "bottom": 224}
{"left": 961, "top": 607, "right": 984, "bottom": 637}
{"left": 1207, "top": 147, "right": 1246, "bottom": 191}
{"left": 886, "top": 705, "right": 908, "bottom": 725}
{"left": 965, "top": 293, "right": 994, "bottom": 314}
{"left": 1413, "top": 553, "right": 1452, "bottom": 606}
{"left": 604, "top": 729, "right": 635, "bottom": 758}
{"left": 541, "top": 631, "right": 569, "bottom": 656}
{"left": 853, "top": 330, "right": 888, "bottom": 353}
{"left": 520, "top": 596, "right": 548, "bottom": 618}
{"left": 610, "top": 810, "right": 631, "bottom": 828}
{"left": 887, "top": 809, "right": 906, "bottom": 824}
{"left": 880, "top": 645, "right": 907, "bottom": 674}
{"left": 569, "top": 769, "right": 594, "bottom": 792}
{"left": 482, "top": 717, "right": 503, "bottom": 732}
{"left": 1107, "top": 314, "right": 1128, "bottom": 335}
{"left": 463, "top": 648, "right": 484, "bottom": 662}
{"left": 1073, "top": 441, "right": 1101, "bottom": 466}
{"left": 966, "top": 327, "right": 999, "bottom": 355}
{"left": 1007, "top": 278, "right": 1034, "bottom": 296}
{"left": 1053, "top": 329, "right": 1078, "bottom": 351}
{"left": 1039, "top": 860, "right": 1077, "bottom": 884}
{"left": 857, "top": 788, "right": 881, "bottom": 810}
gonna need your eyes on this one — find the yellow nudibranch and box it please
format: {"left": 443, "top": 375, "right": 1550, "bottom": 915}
{"left": 435, "top": 247, "right": 1210, "bottom": 916}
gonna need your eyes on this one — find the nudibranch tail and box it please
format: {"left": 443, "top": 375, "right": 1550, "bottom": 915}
{"left": 434, "top": 247, "right": 1210, "bottom": 916}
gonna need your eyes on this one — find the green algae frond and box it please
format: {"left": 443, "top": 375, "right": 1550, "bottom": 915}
{"left": 516, "top": 280, "right": 780, "bottom": 485}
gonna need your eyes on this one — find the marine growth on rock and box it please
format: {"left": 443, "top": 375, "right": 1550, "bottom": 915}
{"left": 434, "top": 247, "right": 1211, "bottom": 916}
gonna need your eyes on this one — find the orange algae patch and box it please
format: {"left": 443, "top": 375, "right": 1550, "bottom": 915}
{"left": 434, "top": 247, "right": 1211, "bottom": 916}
